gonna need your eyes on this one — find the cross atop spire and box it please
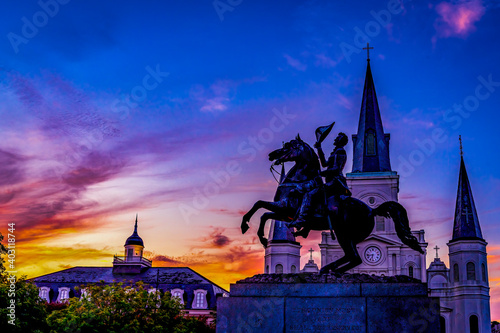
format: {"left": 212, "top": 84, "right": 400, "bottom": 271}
{"left": 434, "top": 245, "right": 440, "bottom": 258}
{"left": 363, "top": 43, "right": 374, "bottom": 61}
{"left": 309, "top": 248, "right": 314, "bottom": 261}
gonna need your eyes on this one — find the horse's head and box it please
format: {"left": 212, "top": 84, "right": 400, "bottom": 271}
{"left": 269, "top": 134, "right": 314, "bottom": 165}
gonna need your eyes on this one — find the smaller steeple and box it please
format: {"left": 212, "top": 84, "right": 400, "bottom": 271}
{"left": 125, "top": 214, "right": 144, "bottom": 247}
{"left": 269, "top": 163, "right": 297, "bottom": 243}
{"left": 450, "top": 137, "right": 484, "bottom": 242}
{"left": 114, "top": 214, "right": 151, "bottom": 273}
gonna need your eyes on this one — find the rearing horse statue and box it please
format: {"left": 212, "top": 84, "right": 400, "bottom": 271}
{"left": 241, "top": 134, "right": 424, "bottom": 275}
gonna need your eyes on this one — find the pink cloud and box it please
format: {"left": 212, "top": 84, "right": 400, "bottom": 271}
{"left": 433, "top": 0, "right": 485, "bottom": 40}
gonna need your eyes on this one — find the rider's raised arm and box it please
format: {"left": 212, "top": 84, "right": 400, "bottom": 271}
{"left": 316, "top": 146, "right": 328, "bottom": 168}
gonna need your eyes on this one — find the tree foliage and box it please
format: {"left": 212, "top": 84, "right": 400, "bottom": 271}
{"left": 0, "top": 233, "right": 8, "bottom": 274}
{"left": 47, "top": 281, "right": 215, "bottom": 333}
{"left": 0, "top": 274, "right": 49, "bottom": 333}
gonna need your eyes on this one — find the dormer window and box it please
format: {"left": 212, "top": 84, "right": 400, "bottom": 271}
{"left": 171, "top": 288, "right": 184, "bottom": 305}
{"left": 58, "top": 287, "right": 70, "bottom": 302}
{"left": 192, "top": 289, "right": 208, "bottom": 309}
{"left": 39, "top": 287, "right": 50, "bottom": 302}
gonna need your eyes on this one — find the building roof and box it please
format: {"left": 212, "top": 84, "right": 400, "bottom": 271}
{"left": 31, "top": 266, "right": 228, "bottom": 309}
{"left": 351, "top": 59, "right": 392, "bottom": 173}
{"left": 125, "top": 215, "right": 144, "bottom": 246}
{"left": 450, "top": 154, "right": 484, "bottom": 243}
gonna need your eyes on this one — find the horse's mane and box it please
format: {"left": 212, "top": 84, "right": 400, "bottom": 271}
{"left": 300, "top": 140, "right": 320, "bottom": 170}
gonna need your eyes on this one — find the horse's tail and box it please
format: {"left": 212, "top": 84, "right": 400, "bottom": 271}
{"left": 372, "top": 201, "right": 424, "bottom": 254}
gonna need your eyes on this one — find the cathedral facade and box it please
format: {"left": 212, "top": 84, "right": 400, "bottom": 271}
{"left": 265, "top": 53, "right": 492, "bottom": 332}
{"left": 319, "top": 58, "right": 428, "bottom": 281}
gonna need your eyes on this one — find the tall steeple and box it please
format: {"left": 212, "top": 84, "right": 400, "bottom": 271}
{"left": 269, "top": 163, "right": 296, "bottom": 242}
{"left": 351, "top": 47, "right": 391, "bottom": 173}
{"left": 450, "top": 137, "right": 483, "bottom": 242}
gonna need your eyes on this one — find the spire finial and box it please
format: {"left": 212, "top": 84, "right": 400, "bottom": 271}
{"left": 134, "top": 214, "right": 138, "bottom": 232}
{"left": 459, "top": 135, "right": 463, "bottom": 157}
{"left": 363, "top": 42, "right": 374, "bottom": 61}
{"left": 434, "top": 245, "right": 440, "bottom": 259}
{"left": 309, "top": 248, "right": 314, "bottom": 261}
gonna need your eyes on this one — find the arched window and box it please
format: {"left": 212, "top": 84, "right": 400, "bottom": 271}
{"left": 439, "top": 316, "right": 446, "bottom": 333}
{"left": 453, "top": 264, "right": 459, "bottom": 282}
{"left": 408, "top": 266, "right": 414, "bottom": 278}
{"left": 365, "top": 131, "right": 376, "bottom": 156}
{"left": 291, "top": 265, "right": 296, "bottom": 273}
{"left": 266, "top": 265, "right": 269, "bottom": 274}
{"left": 467, "top": 262, "right": 476, "bottom": 281}
{"left": 469, "top": 315, "right": 479, "bottom": 333}
{"left": 39, "top": 287, "right": 50, "bottom": 302}
{"left": 171, "top": 289, "right": 184, "bottom": 305}
{"left": 275, "top": 264, "right": 283, "bottom": 274}
{"left": 127, "top": 248, "right": 133, "bottom": 257}
{"left": 481, "top": 263, "right": 487, "bottom": 282}
{"left": 58, "top": 287, "right": 70, "bottom": 302}
{"left": 192, "top": 289, "right": 207, "bottom": 309}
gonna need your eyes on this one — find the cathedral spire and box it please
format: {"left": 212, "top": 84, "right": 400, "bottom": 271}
{"left": 268, "top": 163, "right": 296, "bottom": 243}
{"left": 351, "top": 52, "right": 391, "bottom": 173}
{"left": 450, "top": 137, "right": 483, "bottom": 242}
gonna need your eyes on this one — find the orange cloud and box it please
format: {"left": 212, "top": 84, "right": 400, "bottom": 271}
{"left": 433, "top": 0, "right": 485, "bottom": 40}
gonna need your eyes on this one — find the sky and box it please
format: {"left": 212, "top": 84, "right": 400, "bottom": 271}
{"left": 0, "top": 0, "right": 499, "bottom": 321}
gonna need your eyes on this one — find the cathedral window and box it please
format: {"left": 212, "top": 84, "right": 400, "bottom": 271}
{"left": 408, "top": 266, "right": 414, "bottom": 278}
{"left": 275, "top": 264, "right": 283, "bottom": 274}
{"left": 469, "top": 315, "right": 479, "bottom": 333}
{"left": 375, "top": 216, "right": 385, "bottom": 231}
{"left": 481, "top": 263, "right": 487, "bottom": 282}
{"left": 291, "top": 265, "right": 296, "bottom": 273}
{"left": 365, "top": 131, "right": 376, "bottom": 156}
{"left": 453, "top": 264, "right": 459, "bottom": 282}
{"left": 466, "top": 262, "right": 476, "bottom": 280}
{"left": 192, "top": 289, "right": 208, "bottom": 309}
{"left": 266, "top": 265, "right": 269, "bottom": 274}
{"left": 127, "top": 248, "right": 133, "bottom": 257}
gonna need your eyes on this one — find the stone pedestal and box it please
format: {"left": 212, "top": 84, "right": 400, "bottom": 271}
{"left": 217, "top": 273, "right": 441, "bottom": 333}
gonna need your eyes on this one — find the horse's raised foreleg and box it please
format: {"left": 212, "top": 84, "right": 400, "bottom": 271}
{"left": 241, "top": 200, "right": 284, "bottom": 234}
{"left": 257, "top": 212, "right": 281, "bottom": 248}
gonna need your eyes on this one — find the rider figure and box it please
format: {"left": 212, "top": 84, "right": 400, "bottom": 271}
{"left": 315, "top": 132, "right": 352, "bottom": 199}
{"left": 292, "top": 132, "right": 351, "bottom": 228}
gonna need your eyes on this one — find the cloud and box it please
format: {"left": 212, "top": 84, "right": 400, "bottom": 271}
{"left": 314, "top": 54, "right": 338, "bottom": 68}
{"left": 433, "top": 0, "right": 486, "bottom": 40}
{"left": 284, "top": 54, "right": 307, "bottom": 71}
{"left": 212, "top": 233, "right": 231, "bottom": 248}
